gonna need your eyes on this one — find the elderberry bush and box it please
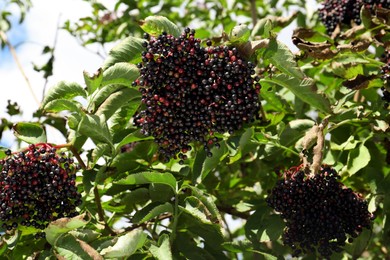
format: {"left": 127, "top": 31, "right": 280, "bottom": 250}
{"left": 0, "top": 144, "right": 82, "bottom": 233}
{"left": 266, "top": 166, "right": 373, "bottom": 258}
{"left": 133, "top": 29, "right": 261, "bottom": 161}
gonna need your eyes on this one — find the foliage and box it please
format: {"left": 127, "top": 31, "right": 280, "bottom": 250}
{"left": 0, "top": 0, "right": 390, "bottom": 259}
{"left": 0, "top": 0, "right": 31, "bottom": 44}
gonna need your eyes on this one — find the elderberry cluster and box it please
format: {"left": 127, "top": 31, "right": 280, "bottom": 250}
{"left": 319, "top": 0, "right": 363, "bottom": 34}
{"left": 381, "top": 49, "right": 390, "bottom": 108}
{"left": 133, "top": 29, "right": 261, "bottom": 161}
{"left": 266, "top": 166, "right": 373, "bottom": 258}
{"left": 0, "top": 144, "right": 81, "bottom": 233}
{"left": 319, "top": 0, "right": 390, "bottom": 35}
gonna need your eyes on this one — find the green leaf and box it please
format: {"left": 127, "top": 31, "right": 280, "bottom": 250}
{"left": 249, "top": 250, "right": 277, "bottom": 260}
{"left": 110, "top": 152, "right": 142, "bottom": 174}
{"left": 229, "top": 127, "right": 257, "bottom": 163}
{"left": 261, "top": 74, "right": 331, "bottom": 113}
{"left": 177, "top": 207, "right": 226, "bottom": 258}
{"left": 346, "top": 143, "right": 371, "bottom": 176}
{"left": 229, "top": 24, "right": 250, "bottom": 43}
{"left": 257, "top": 214, "right": 284, "bottom": 242}
{"left": 116, "top": 172, "right": 176, "bottom": 193}
{"left": 91, "top": 143, "right": 111, "bottom": 167}
{"left": 185, "top": 185, "right": 222, "bottom": 225}
{"left": 78, "top": 114, "right": 113, "bottom": 146}
{"left": 43, "top": 99, "right": 82, "bottom": 113}
{"left": 102, "top": 36, "right": 146, "bottom": 70}
{"left": 191, "top": 149, "right": 207, "bottom": 183}
{"left": 263, "top": 39, "right": 305, "bottom": 79}
{"left": 122, "top": 188, "right": 150, "bottom": 212}
{"left": 150, "top": 234, "right": 172, "bottom": 260}
{"left": 88, "top": 84, "right": 124, "bottom": 113}
{"left": 0, "top": 147, "right": 8, "bottom": 160}
{"left": 260, "top": 86, "right": 290, "bottom": 112}
{"left": 132, "top": 202, "right": 173, "bottom": 224}
{"left": 222, "top": 240, "right": 253, "bottom": 253}
{"left": 41, "top": 81, "right": 86, "bottom": 108}
{"left": 201, "top": 141, "right": 229, "bottom": 180}
{"left": 110, "top": 100, "right": 141, "bottom": 132}
{"left": 116, "top": 129, "right": 154, "bottom": 151}
{"left": 246, "top": 205, "right": 284, "bottom": 244}
{"left": 84, "top": 68, "right": 103, "bottom": 95}
{"left": 360, "top": 5, "right": 373, "bottom": 29}
{"left": 69, "top": 229, "right": 101, "bottom": 243}
{"left": 149, "top": 183, "right": 174, "bottom": 203}
{"left": 345, "top": 229, "right": 372, "bottom": 258}
{"left": 252, "top": 18, "right": 273, "bottom": 38}
{"left": 174, "top": 232, "right": 215, "bottom": 260}
{"left": 45, "top": 213, "right": 90, "bottom": 245}
{"left": 331, "top": 136, "right": 359, "bottom": 150}
{"left": 13, "top": 122, "right": 46, "bottom": 144}
{"left": 95, "top": 88, "right": 141, "bottom": 120}
{"left": 55, "top": 234, "right": 102, "bottom": 260}
{"left": 0, "top": 237, "right": 7, "bottom": 256}
{"left": 101, "top": 62, "right": 140, "bottom": 87}
{"left": 182, "top": 196, "right": 211, "bottom": 223}
{"left": 100, "top": 229, "right": 147, "bottom": 258}
{"left": 67, "top": 113, "right": 82, "bottom": 130}
{"left": 140, "top": 16, "right": 181, "bottom": 37}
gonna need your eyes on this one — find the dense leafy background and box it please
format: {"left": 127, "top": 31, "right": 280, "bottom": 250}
{"left": 0, "top": 0, "right": 389, "bottom": 259}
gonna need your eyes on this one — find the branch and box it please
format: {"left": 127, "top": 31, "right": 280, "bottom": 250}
{"left": 310, "top": 116, "right": 330, "bottom": 176}
{"left": 250, "top": 0, "right": 258, "bottom": 25}
{"left": 217, "top": 204, "right": 250, "bottom": 219}
{"left": 94, "top": 186, "right": 116, "bottom": 236}
{"left": 123, "top": 213, "right": 172, "bottom": 233}
{"left": 0, "top": 31, "right": 40, "bottom": 106}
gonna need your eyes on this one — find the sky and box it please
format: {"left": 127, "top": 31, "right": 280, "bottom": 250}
{"left": 0, "top": 0, "right": 306, "bottom": 148}
{"left": 0, "top": 0, "right": 112, "bottom": 146}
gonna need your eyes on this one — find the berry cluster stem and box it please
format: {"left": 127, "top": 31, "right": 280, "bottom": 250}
{"left": 311, "top": 116, "right": 329, "bottom": 176}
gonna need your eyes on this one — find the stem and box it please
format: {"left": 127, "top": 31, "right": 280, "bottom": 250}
{"left": 327, "top": 118, "right": 370, "bottom": 132}
{"left": 0, "top": 31, "right": 40, "bottom": 106}
{"left": 217, "top": 204, "right": 250, "bottom": 219}
{"left": 222, "top": 214, "right": 238, "bottom": 259}
{"left": 93, "top": 186, "right": 105, "bottom": 222}
{"left": 94, "top": 186, "right": 116, "bottom": 235}
{"left": 122, "top": 214, "right": 172, "bottom": 235}
{"left": 69, "top": 145, "right": 87, "bottom": 170}
{"left": 353, "top": 90, "right": 363, "bottom": 102}
{"left": 54, "top": 143, "right": 87, "bottom": 170}
{"left": 259, "top": 102, "right": 267, "bottom": 122}
{"left": 170, "top": 193, "right": 180, "bottom": 244}
{"left": 310, "top": 117, "right": 329, "bottom": 176}
{"left": 41, "top": 14, "right": 61, "bottom": 102}
{"left": 250, "top": 0, "right": 258, "bottom": 25}
{"left": 274, "top": 142, "right": 300, "bottom": 157}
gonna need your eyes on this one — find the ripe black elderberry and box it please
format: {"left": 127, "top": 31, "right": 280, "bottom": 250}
{"left": 266, "top": 165, "right": 373, "bottom": 258}
{"left": 133, "top": 29, "right": 261, "bottom": 161}
{"left": 0, "top": 143, "right": 82, "bottom": 233}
